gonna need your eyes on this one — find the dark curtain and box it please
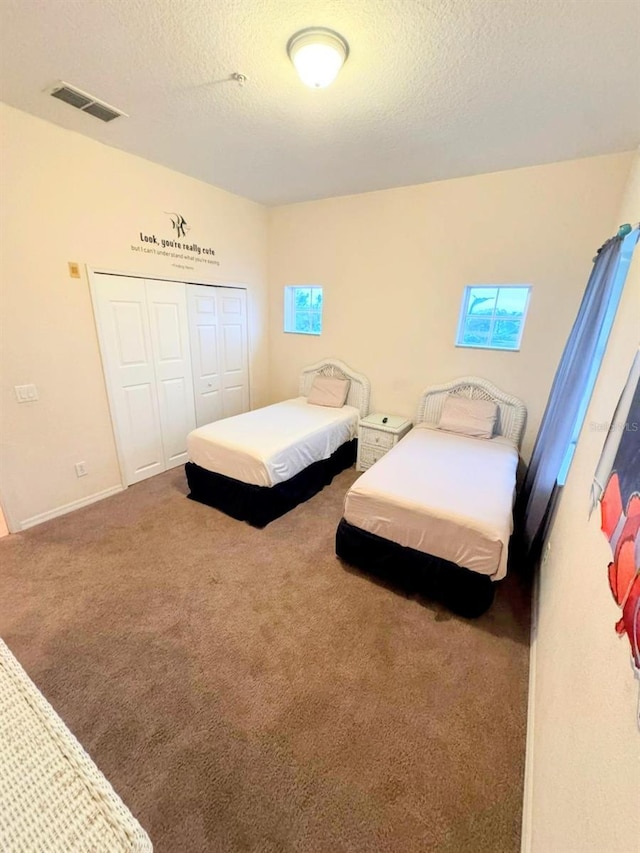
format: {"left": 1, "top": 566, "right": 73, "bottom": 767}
{"left": 517, "top": 235, "right": 629, "bottom": 558}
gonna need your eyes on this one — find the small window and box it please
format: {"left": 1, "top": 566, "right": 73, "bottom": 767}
{"left": 284, "top": 285, "right": 323, "bottom": 335}
{"left": 456, "top": 285, "right": 531, "bottom": 351}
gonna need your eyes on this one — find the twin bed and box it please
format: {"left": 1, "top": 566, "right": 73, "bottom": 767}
{"left": 185, "top": 362, "right": 526, "bottom": 617}
{"left": 185, "top": 359, "right": 371, "bottom": 527}
{"left": 336, "top": 377, "right": 526, "bottom": 616}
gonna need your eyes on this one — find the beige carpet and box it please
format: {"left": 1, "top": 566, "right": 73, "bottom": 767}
{"left": 0, "top": 468, "right": 531, "bottom": 852}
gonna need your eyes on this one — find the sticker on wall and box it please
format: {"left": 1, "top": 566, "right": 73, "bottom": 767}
{"left": 591, "top": 350, "right": 640, "bottom": 729}
{"left": 131, "top": 211, "right": 219, "bottom": 270}
{"left": 167, "top": 212, "right": 189, "bottom": 238}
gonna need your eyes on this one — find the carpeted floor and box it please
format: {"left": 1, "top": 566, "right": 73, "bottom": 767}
{"left": 0, "top": 468, "right": 531, "bottom": 853}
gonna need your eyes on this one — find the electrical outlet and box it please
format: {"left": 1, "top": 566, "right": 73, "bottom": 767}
{"left": 14, "top": 384, "right": 39, "bottom": 403}
{"left": 68, "top": 262, "right": 80, "bottom": 278}
{"left": 75, "top": 462, "right": 87, "bottom": 478}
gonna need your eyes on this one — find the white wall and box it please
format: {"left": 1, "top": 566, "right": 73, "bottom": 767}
{"left": 524, "top": 152, "right": 640, "bottom": 852}
{"left": 0, "top": 104, "right": 268, "bottom": 530}
{"left": 268, "top": 153, "right": 633, "bottom": 461}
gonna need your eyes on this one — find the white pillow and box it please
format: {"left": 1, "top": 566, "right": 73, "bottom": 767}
{"left": 307, "top": 375, "right": 350, "bottom": 408}
{"left": 438, "top": 395, "right": 498, "bottom": 439}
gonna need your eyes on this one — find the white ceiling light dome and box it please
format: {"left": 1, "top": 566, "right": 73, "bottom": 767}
{"left": 287, "top": 27, "right": 349, "bottom": 89}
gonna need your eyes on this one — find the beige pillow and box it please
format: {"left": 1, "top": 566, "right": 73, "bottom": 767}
{"left": 307, "top": 375, "right": 350, "bottom": 408}
{"left": 438, "top": 395, "right": 498, "bottom": 439}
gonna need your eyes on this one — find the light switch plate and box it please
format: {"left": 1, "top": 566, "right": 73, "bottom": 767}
{"left": 14, "top": 384, "right": 38, "bottom": 403}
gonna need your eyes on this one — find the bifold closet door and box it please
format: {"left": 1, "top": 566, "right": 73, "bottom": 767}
{"left": 218, "top": 288, "right": 249, "bottom": 418}
{"left": 146, "top": 280, "right": 196, "bottom": 470}
{"left": 92, "top": 274, "right": 165, "bottom": 484}
{"left": 187, "top": 285, "right": 222, "bottom": 427}
{"left": 188, "top": 285, "right": 249, "bottom": 427}
{"left": 93, "top": 274, "right": 196, "bottom": 485}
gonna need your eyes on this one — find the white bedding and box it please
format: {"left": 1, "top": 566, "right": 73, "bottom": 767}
{"left": 343, "top": 425, "right": 519, "bottom": 580}
{"left": 188, "top": 397, "right": 360, "bottom": 487}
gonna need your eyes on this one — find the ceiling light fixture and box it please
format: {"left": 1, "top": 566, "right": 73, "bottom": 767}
{"left": 287, "top": 27, "right": 349, "bottom": 89}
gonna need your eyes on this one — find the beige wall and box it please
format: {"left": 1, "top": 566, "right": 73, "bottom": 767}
{"left": 0, "top": 104, "right": 268, "bottom": 530}
{"left": 524, "top": 152, "right": 640, "bottom": 852}
{"left": 0, "top": 102, "right": 633, "bottom": 535}
{"left": 268, "top": 153, "right": 633, "bottom": 461}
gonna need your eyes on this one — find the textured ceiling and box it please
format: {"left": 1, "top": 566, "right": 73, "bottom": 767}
{"left": 1, "top": 0, "right": 639, "bottom": 206}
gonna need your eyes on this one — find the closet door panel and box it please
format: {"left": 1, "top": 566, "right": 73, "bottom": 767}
{"left": 222, "top": 386, "right": 246, "bottom": 418}
{"left": 92, "top": 274, "right": 164, "bottom": 485}
{"left": 218, "top": 288, "right": 249, "bottom": 418}
{"left": 146, "top": 280, "right": 196, "bottom": 469}
{"left": 153, "top": 302, "right": 183, "bottom": 361}
{"left": 222, "top": 323, "right": 243, "bottom": 370}
{"left": 123, "top": 383, "right": 163, "bottom": 475}
{"left": 159, "top": 376, "right": 194, "bottom": 465}
{"left": 198, "top": 325, "right": 218, "bottom": 375}
{"left": 113, "top": 302, "right": 147, "bottom": 364}
{"left": 187, "top": 286, "right": 222, "bottom": 427}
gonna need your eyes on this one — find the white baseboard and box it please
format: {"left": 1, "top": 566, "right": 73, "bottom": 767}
{"left": 521, "top": 570, "right": 540, "bottom": 853}
{"left": 19, "top": 485, "right": 125, "bottom": 530}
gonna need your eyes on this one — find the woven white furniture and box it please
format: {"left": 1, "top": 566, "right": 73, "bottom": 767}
{"left": 357, "top": 413, "right": 413, "bottom": 471}
{"left": 0, "top": 639, "right": 152, "bottom": 853}
{"left": 414, "top": 376, "right": 527, "bottom": 447}
{"left": 299, "top": 358, "right": 371, "bottom": 417}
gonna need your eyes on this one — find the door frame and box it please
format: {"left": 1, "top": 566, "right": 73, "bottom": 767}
{"left": 87, "top": 266, "right": 250, "bottom": 490}
{"left": 0, "top": 487, "right": 17, "bottom": 535}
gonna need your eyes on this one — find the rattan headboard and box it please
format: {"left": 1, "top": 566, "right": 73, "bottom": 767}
{"left": 299, "top": 359, "right": 371, "bottom": 418}
{"left": 415, "top": 376, "right": 527, "bottom": 448}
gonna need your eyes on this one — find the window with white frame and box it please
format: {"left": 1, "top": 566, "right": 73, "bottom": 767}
{"left": 284, "top": 285, "right": 323, "bottom": 335}
{"left": 456, "top": 285, "right": 531, "bottom": 351}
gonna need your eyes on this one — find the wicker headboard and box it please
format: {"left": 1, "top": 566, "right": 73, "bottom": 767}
{"left": 415, "top": 376, "right": 527, "bottom": 448}
{"left": 299, "top": 359, "right": 371, "bottom": 418}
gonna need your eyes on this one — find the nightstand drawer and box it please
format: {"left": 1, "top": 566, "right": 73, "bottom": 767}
{"left": 359, "top": 444, "right": 387, "bottom": 470}
{"left": 360, "top": 427, "right": 395, "bottom": 449}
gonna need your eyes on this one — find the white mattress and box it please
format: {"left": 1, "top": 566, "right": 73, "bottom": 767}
{"left": 187, "top": 397, "right": 360, "bottom": 487}
{"left": 343, "top": 425, "right": 519, "bottom": 580}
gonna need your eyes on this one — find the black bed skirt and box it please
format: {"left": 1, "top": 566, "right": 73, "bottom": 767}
{"left": 335, "top": 518, "right": 496, "bottom": 618}
{"left": 185, "top": 438, "right": 357, "bottom": 528}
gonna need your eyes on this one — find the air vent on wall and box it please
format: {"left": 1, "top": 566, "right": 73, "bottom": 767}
{"left": 48, "top": 81, "right": 128, "bottom": 122}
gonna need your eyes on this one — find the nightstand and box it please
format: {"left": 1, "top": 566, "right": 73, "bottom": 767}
{"left": 357, "top": 413, "right": 412, "bottom": 471}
